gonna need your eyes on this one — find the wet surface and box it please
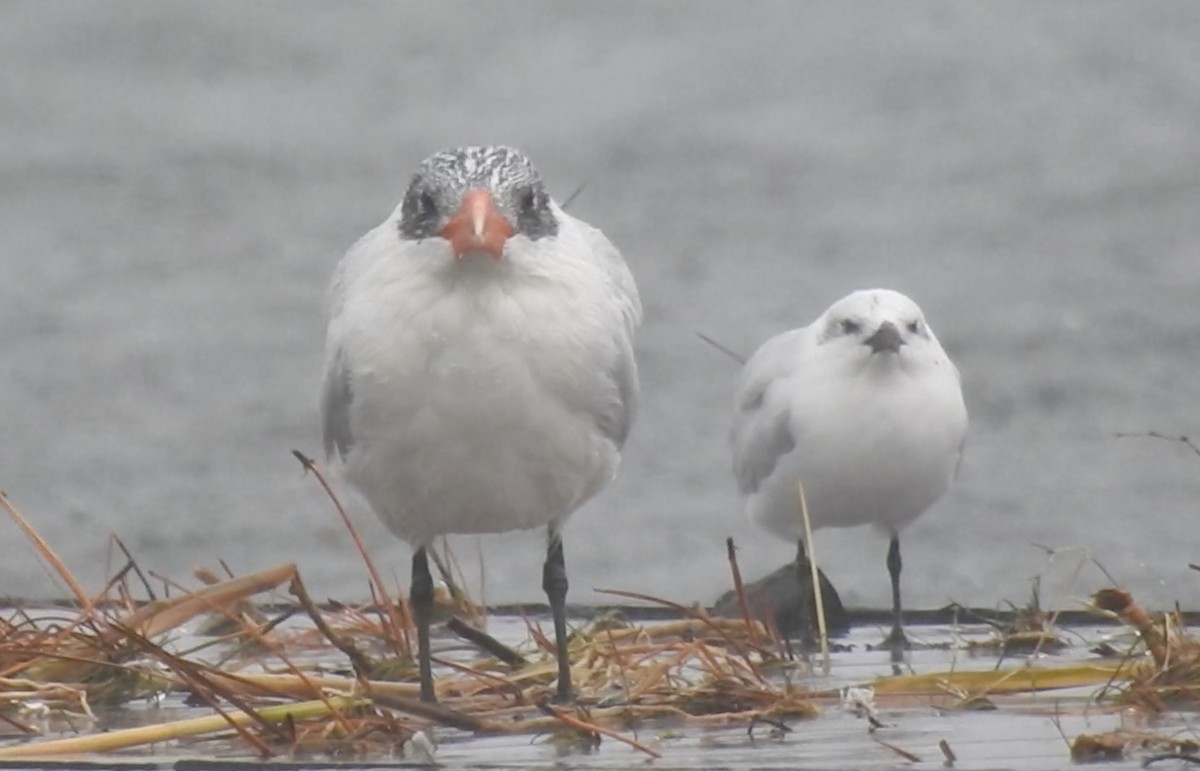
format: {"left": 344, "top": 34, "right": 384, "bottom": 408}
{"left": 2, "top": 4, "right": 1200, "bottom": 618}
{"left": 0, "top": 614, "right": 1188, "bottom": 770}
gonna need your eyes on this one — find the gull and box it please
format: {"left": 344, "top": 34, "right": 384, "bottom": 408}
{"left": 731, "top": 289, "right": 967, "bottom": 648}
{"left": 321, "top": 146, "right": 641, "bottom": 702}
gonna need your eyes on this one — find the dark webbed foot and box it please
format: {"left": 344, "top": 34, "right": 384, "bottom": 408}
{"left": 882, "top": 622, "right": 909, "bottom": 652}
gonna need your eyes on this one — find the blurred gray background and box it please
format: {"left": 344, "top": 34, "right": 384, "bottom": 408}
{"left": 2, "top": 2, "right": 1198, "bottom": 613}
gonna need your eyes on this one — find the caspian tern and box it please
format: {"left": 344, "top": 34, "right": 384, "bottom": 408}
{"left": 731, "top": 289, "right": 967, "bottom": 650}
{"left": 321, "top": 146, "right": 641, "bottom": 702}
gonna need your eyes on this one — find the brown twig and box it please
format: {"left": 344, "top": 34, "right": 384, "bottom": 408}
{"left": 428, "top": 655, "right": 526, "bottom": 700}
{"left": 109, "top": 534, "right": 157, "bottom": 601}
{"left": 1093, "top": 588, "right": 1168, "bottom": 669}
{"left": 725, "top": 537, "right": 761, "bottom": 646}
{"left": 114, "top": 624, "right": 281, "bottom": 755}
{"left": 126, "top": 567, "right": 360, "bottom": 741}
{"left": 596, "top": 588, "right": 772, "bottom": 684}
{"left": 536, "top": 695, "right": 662, "bottom": 758}
{"left": 0, "top": 492, "right": 94, "bottom": 615}
{"left": 129, "top": 563, "right": 296, "bottom": 640}
{"left": 291, "top": 450, "right": 409, "bottom": 657}
{"left": 289, "top": 573, "right": 375, "bottom": 681}
{"left": 446, "top": 616, "right": 527, "bottom": 668}
{"left": 368, "top": 691, "right": 500, "bottom": 733}
{"left": 874, "top": 736, "right": 921, "bottom": 762}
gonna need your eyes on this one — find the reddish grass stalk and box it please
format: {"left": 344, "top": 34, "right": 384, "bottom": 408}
{"left": 0, "top": 492, "right": 94, "bottom": 616}
{"left": 114, "top": 626, "right": 281, "bottom": 756}
{"left": 291, "top": 451, "right": 410, "bottom": 657}
{"left": 1093, "top": 588, "right": 1168, "bottom": 669}
{"left": 595, "top": 588, "right": 771, "bottom": 686}
{"left": 289, "top": 573, "right": 375, "bottom": 683}
{"left": 536, "top": 695, "right": 662, "bottom": 758}
{"left": 724, "top": 537, "right": 761, "bottom": 646}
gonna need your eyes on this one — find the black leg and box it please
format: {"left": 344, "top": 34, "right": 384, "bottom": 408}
{"left": 884, "top": 535, "right": 907, "bottom": 652}
{"left": 542, "top": 527, "right": 572, "bottom": 703}
{"left": 411, "top": 547, "right": 436, "bottom": 703}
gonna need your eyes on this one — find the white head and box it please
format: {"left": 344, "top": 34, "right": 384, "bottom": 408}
{"left": 814, "top": 289, "right": 952, "bottom": 372}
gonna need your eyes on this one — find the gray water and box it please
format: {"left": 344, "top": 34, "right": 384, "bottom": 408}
{"left": 2, "top": 3, "right": 1199, "bottom": 613}
{"left": 3, "top": 614, "right": 1162, "bottom": 768}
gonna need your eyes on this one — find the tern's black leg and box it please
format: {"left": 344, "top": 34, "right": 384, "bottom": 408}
{"left": 883, "top": 535, "right": 907, "bottom": 653}
{"left": 411, "top": 546, "right": 437, "bottom": 703}
{"left": 542, "top": 528, "right": 573, "bottom": 703}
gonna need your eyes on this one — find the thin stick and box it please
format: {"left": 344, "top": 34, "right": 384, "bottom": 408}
{"left": 0, "top": 492, "right": 93, "bottom": 615}
{"left": 289, "top": 573, "right": 375, "bottom": 681}
{"left": 603, "top": 627, "right": 636, "bottom": 706}
{"left": 115, "top": 627, "right": 281, "bottom": 755}
{"left": 430, "top": 543, "right": 475, "bottom": 621}
{"left": 120, "top": 576, "right": 358, "bottom": 743}
{"left": 595, "top": 588, "right": 772, "bottom": 685}
{"left": 443, "top": 537, "right": 472, "bottom": 614}
{"left": 798, "top": 481, "right": 830, "bottom": 675}
{"left": 695, "top": 331, "right": 746, "bottom": 364}
{"left": 109, "top": 534, "right": 156, "bottom": 601}
{"left": 724, "top": 537, "right": 761, "bottom": 646}
{"left": 536, "top": 696, "right": 662, "bottom": 758}
{"left": 560, "top": 179, "right": 589, "bottom": 210}
{"left": 368, "top": 691, "right": 501, "bottom": 733}
{"left": 873, "top": 737, "right": 921, "bottom": 763}
{"left": 446, "top": 616, "right": 527, "bottom": 667}
{"left": 291, "top": 451, "right": 408, "bottom": 657}
{"left": 128, "top": 563, "right": 296, "bottom": 640}
{"left": 0, "top": 697, "right": 364, "bottom": 758}
{"left": 426, "top": 655, "right": 524, "bottom": 698}
{"left": 1115, "top": 430, "right": 1200, "bottom": 459}
{"left": 477, "top": 537, "right": 487, "bottom": 631}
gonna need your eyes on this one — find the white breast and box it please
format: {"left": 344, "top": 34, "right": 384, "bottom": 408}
{"left": 327, "top": 217, "right": 634, "bottom": 547}
{"left": 748, "top": 350, "right": 967, "bottom": 541}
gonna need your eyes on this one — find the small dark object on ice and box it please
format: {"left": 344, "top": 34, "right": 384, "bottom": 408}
{"left": 712, "top": 560, "right": 849, "bottom": 640}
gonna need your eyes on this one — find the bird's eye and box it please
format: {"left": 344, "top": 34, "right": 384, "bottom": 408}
{"left": 840, "top": 319, "right": 861, "bottom": 335}
{"left": 398, "top": 184, "right": 443, "bottom": 239}
{"left": 907, "top": 320, "right": 921, "bottom": 334}
{"left": 517, "top": 187, "right": 538, "bottom": 213}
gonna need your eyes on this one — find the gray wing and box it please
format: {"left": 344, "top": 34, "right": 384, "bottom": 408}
{"left": 320, "top": 345, "right": 354, "bottom": 461}
{"left": 564, "top": 204, "right": 642, "bottom": 337}
{"left": 731, "top": 388, "right": 795, "bottom": 495}
{"left": 730, "top": 328, "right": 807, "bottom": 495}
{"left": 320, "top": 225, "right": 387, "bottom": 461}
{"left": 564, "top": 205, "right": 642, "bottom": 448}
{"left": 596, "top": 336, "right": 638, "bottom": 448}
